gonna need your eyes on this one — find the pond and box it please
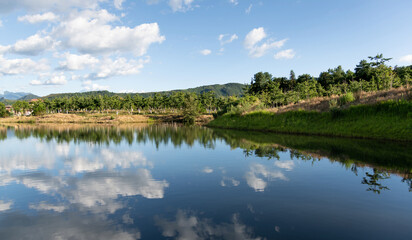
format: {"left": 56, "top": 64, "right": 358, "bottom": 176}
{"left": 0, "top": 124, "right": 411, "bottom": 239}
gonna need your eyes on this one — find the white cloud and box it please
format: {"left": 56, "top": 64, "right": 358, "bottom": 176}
{"left": 0, "top": 20, "right": 2, "bottom": 27}
{"left": 54, "top": 9, "right": 165, "bottom": 55}
{"left": 82, "top": 80, "right": 109, "bottom": 91}
{"left": 218, "top": 34, "right": 238, "bottom": 45}
{"left": 169, "top": 0, "right": 194, "bottom": 12}
{"left": 29, "top": 202, "right": 67, "bottom": 213}
{"left": 274, "top": 49, "right": 295, "bottom": 59}
{"left": 274, "top": 160, "right": 295, "bottom": 171}
{"left": 1, "top": 34, "right": 55, "bottom": 56}
{"left": 245, "top": 4, "right": 252, "bottom": 14}
{"left": 67, "top": 170, "right": 169, "bottom": 213}
{"left": 31, "top": 73, "right": 67, "bottom": 85}
{"left": 220, "top": 177, "right": 240, "bottom": 187}
{"left": 200, "top": 49, "right": 211, "bottom": 56}
{"left": 399, "top": 54, "right": 412, "bottom": 64}
{"left": 156, "top": 210, "right": 262, "bottom": 240}
{"left": 44, "top": 75, "right": 67, "bottom": 85}
{"left": 29, "top": 80, "right": 42, "bottom": 85}
{"left": 59, "top": 52, "right": 99, "bottom": 71}
{"left": 229, "top": 0, "right": 238, "bottom": 6}
{"left": 18, "top": 12, "right": 59, "bottom": 24}
{"left": 202, "top": 167, "right": 213, "bottom": 173}
{"left": 67, "top": 149, "right": 151, "bottom": 173}
{"left": 245, "top": 163, "right": 288, "bottom": 192}
{"left": 244, "top": 27, "right": 287, "bottom": 58}
{"left": 88, "top": 57, "right": 149, "bottom": 80}
{"left": 114, "top": 0, "right": 125, "bottom": 9}
{"left": 0, "top": 0, "right": 105, "bottom": 13}
{"left": 0, "top": 55, "right": 49, "bottom": 75}
{"left": 0, "top": 200, "right": 13, "bottom": 212}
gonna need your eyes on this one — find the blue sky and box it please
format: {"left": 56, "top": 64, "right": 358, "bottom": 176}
{"left": 0, "top": 0, "right": 411, "bottom": 96}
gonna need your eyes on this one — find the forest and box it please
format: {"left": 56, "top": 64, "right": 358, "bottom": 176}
{"left": 0, "top": 54, "right": 411, "bottom": 119}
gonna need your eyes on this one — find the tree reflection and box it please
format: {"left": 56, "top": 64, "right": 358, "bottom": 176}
{"left": 361, "top": 169, "right": 390, "bottom": 194}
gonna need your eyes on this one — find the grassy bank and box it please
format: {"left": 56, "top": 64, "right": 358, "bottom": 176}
{"left": 0, "top": 113, "right": 213, "bottom": 124}
{"left": 208, "top": 100, "right": 412, "bottom": 141}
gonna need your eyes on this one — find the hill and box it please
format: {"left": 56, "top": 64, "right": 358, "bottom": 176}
{"left": 18, "top": 93, "right": 40, "bottom": 101}
{"left": 0, "top": 91, "right": 33, "bottom": 100}
{"left": 43, "top": 83, "right": 246, "bottom": 99}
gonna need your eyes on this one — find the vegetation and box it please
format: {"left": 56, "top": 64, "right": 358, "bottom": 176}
{"left": 0, "top": 103, "right": 6, "bottom": 118}
{"left": 43, "top": 83, "right": 245, "bottom": 99}
{"left": 208, "top": 100, "right": 412, "bottom": 141}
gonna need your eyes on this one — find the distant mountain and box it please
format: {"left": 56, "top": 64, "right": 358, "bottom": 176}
{"left": 0, "top": 91, "right": 33, "bottom": 100}
{"left": 18, "top": 93, "right": 40, "bottom": 101}
{"left": 43, "top": 83, "right": 247, "bottom": 99}
{"left": 138, "top": 83, "right": 246, "bottom": 98}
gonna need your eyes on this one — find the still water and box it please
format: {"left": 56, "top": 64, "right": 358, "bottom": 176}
{"left": 0, "top": 124, "right": 411, "bottom": 240}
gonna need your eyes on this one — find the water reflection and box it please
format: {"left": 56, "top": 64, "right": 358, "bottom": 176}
{"left": 155, "top": 210, "right": 263, "bottom": 240}
{"left": 0, "top": 124, "right": 411, "bottom": 239}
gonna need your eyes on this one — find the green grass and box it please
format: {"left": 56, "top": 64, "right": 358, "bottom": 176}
{"left": 208, "top": 100, "right": 412, "bottom": 141}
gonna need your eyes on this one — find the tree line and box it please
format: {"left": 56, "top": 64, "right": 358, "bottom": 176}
{"left": 1, "top": 54, "right": 410, "bottom": 118}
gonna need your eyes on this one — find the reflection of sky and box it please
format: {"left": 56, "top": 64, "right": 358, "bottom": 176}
{"left": 0, "top": 128, "right": 412, "bottom": 239}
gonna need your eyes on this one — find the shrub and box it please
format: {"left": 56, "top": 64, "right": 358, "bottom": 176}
{"left": 339, "top": 92, "right": 355, "bottom": 106}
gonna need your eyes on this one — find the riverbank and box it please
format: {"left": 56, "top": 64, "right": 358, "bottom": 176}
{"left": 208, "top": 100, "right": 412, "bottom": 141}
{"left": 0, "top": 113, "right": 213, "bottom": 124}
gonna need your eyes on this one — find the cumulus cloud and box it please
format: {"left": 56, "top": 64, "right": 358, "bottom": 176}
{"left": 220, "top": 177, "right": 240, "bottom": 187}
{"left": 66, "top": 149, "right": 151, "bottom": 173}
{"left": 399, "top": 54, "right": 412, "bottom": 64}
{"left": 18, "top": 12, "right": 59, "bottom": 23}
{"left": 202, "top": 167, "right": 213, "bottom": 173}
{"left": 200, "top": 49, "right": 211, "bottom": 56}
{"left": 0, "top": 34, "right": 55, "bottom": 56}
{"left": 245, "top": 163, "right": 288, "bottom": 192}
{"left": 0, "top": 200, "right": 13, "bottom": 212}
{"left": 54, "top": 9, "right": 165, "bottom": 55}
{"left": 82, "top": 80, "right": 109, "bottom": 91}
{"left": 218, "top": 34, "right": 238, "bottom": 45}
{"left": 66, "top": 170, "right": 169, "bottom": 213}
{"left": 87, "top": 57, "right": 149, "bottom": 80}
{"left": 274, "top": 49, "right": 295, "bottom": 59}
{"left": 274, "top": 160, "right": 295, "bottom": 171}
{"left": 169, "top": 0, "right": 194, "bottom": 12}
{"left": 244, "top": 27, "right": 287, "bottom": 58}
{"left": 156, "top": 210, "right": 263, "bottom": 240}
{"left": 31, "top": 74, "right": 67, "bottom": 85}
{"left": 0, "top": 55, "right": 49, "bottom": 76}
{"left": 58, "top": 52, "right": 99, "bottom": 71}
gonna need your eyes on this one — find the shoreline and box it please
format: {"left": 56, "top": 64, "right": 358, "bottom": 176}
{"left": 0, "top": 113, "right": 213, "bottom": 124}
{"left": 207, "top": 100, "right": 412, "bottom": 142}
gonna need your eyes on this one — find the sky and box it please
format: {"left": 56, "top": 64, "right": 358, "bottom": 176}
{"left": 0, "top": 0, "right": 411, "bottom": 96}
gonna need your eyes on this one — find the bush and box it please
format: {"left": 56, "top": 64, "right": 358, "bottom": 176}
{"left": 0, "top": 102, "right": 6, "bottom": 118}
{"left": 339, "top": 92, "right": 355, "bottom": 106}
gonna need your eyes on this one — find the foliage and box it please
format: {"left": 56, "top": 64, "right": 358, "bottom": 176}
{"left": 31, "top": 101, "right": 46, "bottom": 116}
{"left": 0, "top": 102, "right": 6, "bottom": 118}
{"left": 182, "top": 94, "right": 201, "bottom": 124}
{"left": 208, "top": 100, "right": 412, "bottom": 141}
{"left": 338, "top": 92, "right": 355, "bottom": 106}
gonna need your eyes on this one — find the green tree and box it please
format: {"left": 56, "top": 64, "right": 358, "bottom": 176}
{"left": 0, "top": 102, "right": 6, "bottom": 118}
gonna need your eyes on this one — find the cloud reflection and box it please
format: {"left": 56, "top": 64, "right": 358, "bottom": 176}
{"left": 0, "top": 212, "right": 141, "bottom": 240}
{"left": 245, "top": 163, "right": 288, "bottom": 192}
{"left": 155, "top": 210, "right": 263, "bottom": 240}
